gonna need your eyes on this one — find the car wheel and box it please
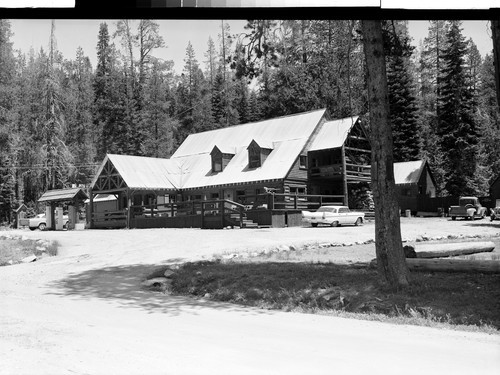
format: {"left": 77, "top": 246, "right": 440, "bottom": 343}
{"left": 311, "top": 223, "right": 318, "bottom": 227}
{"left": 451, "top": 216, "right": 456, "bottom": 221}
{"left": 330, "top": 221, "right": 339, "bottom": 227}
{"left": 38, "top": 223, "right": 46, "bottom": 231}
{"left": 354, "top": 217, "right": 363, "bottom": 226}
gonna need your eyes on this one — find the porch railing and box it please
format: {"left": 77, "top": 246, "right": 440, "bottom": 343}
{"left": 235, "top": 193, "right": 345, "bottom": 211}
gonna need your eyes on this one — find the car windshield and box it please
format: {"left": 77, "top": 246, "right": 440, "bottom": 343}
{"left": 317, "top": 207, "right": 336, "bottom": 213}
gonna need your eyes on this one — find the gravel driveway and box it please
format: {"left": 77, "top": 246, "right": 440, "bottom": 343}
{"left": 1, "top": 218, "right": 499, "bottom": 375}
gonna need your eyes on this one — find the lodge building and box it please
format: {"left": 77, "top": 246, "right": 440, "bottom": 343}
{"left": 88, "top": 108, "right": 372, "bottom": 229}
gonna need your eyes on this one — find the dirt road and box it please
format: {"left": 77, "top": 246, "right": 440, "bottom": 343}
{"left": 1, "top": 219, "right": 500, "bottom": 374}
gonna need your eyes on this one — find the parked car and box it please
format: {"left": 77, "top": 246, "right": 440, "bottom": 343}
{"left": 28, "top": 213, "right": 69, "bottom": 231}
{"left": 448, "top": 196, "right": 487, "bottom": 221}
{"left": 302, "top": 205, "right": 365, "bottom": 227}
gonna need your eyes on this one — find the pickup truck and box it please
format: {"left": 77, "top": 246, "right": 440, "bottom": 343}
{"left": 449, "top": 197, "right": 487, "bottom": 221}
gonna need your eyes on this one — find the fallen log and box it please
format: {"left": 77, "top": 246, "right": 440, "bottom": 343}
{"left": 408, "top": 241, "right": 495, "bottom": 259}
{"left": 406, "top": 258, "right": 500, "bottom": 273}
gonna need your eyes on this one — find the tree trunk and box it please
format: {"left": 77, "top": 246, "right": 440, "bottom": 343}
{"left": 361, "top": 20, "right": 410, "bottom": 289}
{"left": 412, "top": 241, "right": 495, "bottom": 258}
{"left": 406, "top": 258, "right": 500, "bottom": 273}
{"left": 491, "top": 20, "right": 500, "bottom": 109}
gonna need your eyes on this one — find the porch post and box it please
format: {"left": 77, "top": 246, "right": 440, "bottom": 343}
{"left": 89, "top": 189, "right": 94, "bottom": 229}
{"left": 221, "top": 200, "right": 225, "bottom": 228}
{"left": 200, "top": 201, "right": 205, "bottom": 229}
{"left": 342, "top": 146, "right": 349, "bottom": 206}
{"left": 126, "top": 188, "right": 131, "bottom": 229}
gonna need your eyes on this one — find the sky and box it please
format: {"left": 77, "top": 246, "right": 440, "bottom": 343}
{"left": 8, "top": 19, "right": 494, "bottom": 75}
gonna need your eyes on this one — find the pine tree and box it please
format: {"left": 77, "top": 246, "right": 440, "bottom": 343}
{"left": 383, "top": 21, "right": 420, "bottom": 162}
{"left": 246, "top": 90, "right": 262, "bottom": 122}
{"left": 63, "top": 46, "right": 96, "bottom": 186}
{"left": 437, "top": 21, "right": 479, "bottom": 196}
{"left": 204, "top": 36, "right": 217, "bottom": 90}
{"left": 142, "top": 58, "right": 177, "bottom": 158}
{"left": 417, "top": 21, "right": 450, "bottom": 195}
{"left": 0, "top": 20, "right": 16, "bottom": 222}
{"left": 94, "top": 22, "right": 117, "bottom": 159}
{"left": 478, "top": 53, "right": 500, "bottom": 185}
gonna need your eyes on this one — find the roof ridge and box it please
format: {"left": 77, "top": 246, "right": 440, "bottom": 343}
{"left": 181, "top": 108, "right": 327, "bottom": 138}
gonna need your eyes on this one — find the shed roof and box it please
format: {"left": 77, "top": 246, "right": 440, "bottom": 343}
{"left": 38, "top": 188, "right": 88, "bottom": 203}
{"left": 393, "top": 160, "right": 426, "bottom": 185}
{"left": 308, "top": 116, "right": 359, "bottom": 151}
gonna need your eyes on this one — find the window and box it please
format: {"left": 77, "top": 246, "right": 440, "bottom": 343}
{"left": 211, "top": 146, "right": 234, "bottom": 173}
{"left": 290, "top": 186, "right": 306, "bottom": 195}
{"left": 210, "top": 192, "right": 219, "bottom": 199}
{"left": 299, "top": 155, "right": 307, "bottom": 169}
{"left": 212, "top": 153, "right": 222, "bottom": 172}
{"left": 317, "top": 207, "right": 336, "bottom": 213}
{"left": 249, "top": 147, "right": 261, "bottom": 168}
{"left": 338, "top": 208, "right": 350, "bottom": 213}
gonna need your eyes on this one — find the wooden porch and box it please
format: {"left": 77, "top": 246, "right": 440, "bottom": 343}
{"left": 88, "top": 192, "right": 353, "bottom": 229}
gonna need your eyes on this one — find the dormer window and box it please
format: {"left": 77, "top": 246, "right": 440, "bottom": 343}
{"left": 247, "top": 139, "right": 273, "bottom": 169}
{"left": 211, "top": 145, "right": 234, "bottom": 173}
{"left": 248, "top": 146, "right": 261, "bottom": 168}
{"left": 213, "top": 153, "right": 222, "bottom": 172}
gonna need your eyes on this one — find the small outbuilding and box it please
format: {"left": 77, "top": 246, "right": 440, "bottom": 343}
{"left": 394, "top": 160, "right": 437, "bottom": 214}
{"left": 37, "top": 187, "right": 88, "bottom": 230}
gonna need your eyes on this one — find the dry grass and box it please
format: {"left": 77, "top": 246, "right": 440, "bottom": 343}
{"left": 0, "top": 236, "right": 58, "bottom": 266}
{"left": 165, "top": 260, "right": 500, "bottom": 334}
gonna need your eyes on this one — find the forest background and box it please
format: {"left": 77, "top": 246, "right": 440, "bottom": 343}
{"left": 0, "top": 19, "right": 499, "bottom": 222}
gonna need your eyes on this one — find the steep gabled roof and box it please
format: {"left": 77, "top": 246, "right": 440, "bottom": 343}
{"left": 91, "top": 154, "right": 180, "bottom": 191}
{"left": 393, "top": 160, "right": 427, "bottom": 185}
{"left": 172, "top": 109, "right": 326, "bottom": 158}
{"left": 177, "top": 139, "right": 307, "bottom": 189}
{"left": 90, "top": 109, "right": 341, "bottom": 192}
{"left": 308, "top": 116, "right": 359, "bottom": 151}
{"left": 171, "top": 109, "right": 327, "bottom": 188}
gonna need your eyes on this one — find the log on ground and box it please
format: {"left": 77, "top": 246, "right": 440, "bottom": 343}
{"left": 411, "top": 241, "right": 495, "bottom": 259}
{"left": 406, "top": 258, "right": 500, "bottom": 273}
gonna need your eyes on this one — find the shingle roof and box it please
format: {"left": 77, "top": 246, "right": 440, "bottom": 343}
{"left": 308, "top": 116, "right": 359, "bottom": 151}
{"left": 38, "top": 188, "right": 88, "bottom": 203}
{"left": 393, "top": 160, "right": 426, "bottom": 185}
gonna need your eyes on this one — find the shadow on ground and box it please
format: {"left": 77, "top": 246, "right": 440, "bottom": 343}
{"left": 45, "top": 260, "right": 272, "bottom": 317}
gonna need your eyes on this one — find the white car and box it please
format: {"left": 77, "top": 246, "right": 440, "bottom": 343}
{"left": 29, "top": 213, "right": 69, "bottom": 231}
{"left": 302, "top": 205, "right": 365, "bottom": 227}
